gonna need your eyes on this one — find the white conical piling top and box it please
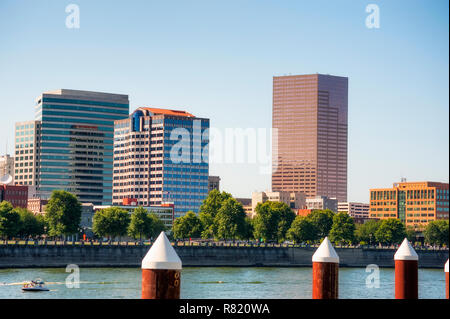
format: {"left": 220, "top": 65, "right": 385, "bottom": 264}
{"left": 445, "top": 259, "right": 449, "bottom": 273}
{"left": 394, "top": 238, "right": 419, "bottom": 261}
{"left": 312, "top": 237, "right": 339, "bottom": 263}
{"left": 141, "top": 232, "right": 182, "bottom": 270}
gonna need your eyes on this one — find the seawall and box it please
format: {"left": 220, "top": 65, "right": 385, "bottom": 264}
{"left": 0, "top": 244, "right": 447, "bottom": 269}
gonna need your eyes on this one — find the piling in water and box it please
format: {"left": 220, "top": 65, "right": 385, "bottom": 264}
{"left": 445, "top": 259, "right": 449, "bottom": 299}
{"left": 141, "top": 231, "right": 182, "bottom": 299}
{"left": 394, "top": 238, "right": 418, "bottom": 299}
{"left": 312, "top": 237, "right": 339, "bottom": 299}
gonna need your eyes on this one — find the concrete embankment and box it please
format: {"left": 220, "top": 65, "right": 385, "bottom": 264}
{"left": 0, "top": 244, "right": 447, "bottom": 269}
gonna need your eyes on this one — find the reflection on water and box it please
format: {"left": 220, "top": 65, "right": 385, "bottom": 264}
{"left": 0, "top": 267, "right": 446, "bottom": 299}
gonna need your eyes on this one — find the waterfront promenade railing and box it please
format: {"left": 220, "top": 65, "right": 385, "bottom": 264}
{"left": 0, "top": 239, "right": 447, "bottom": 251}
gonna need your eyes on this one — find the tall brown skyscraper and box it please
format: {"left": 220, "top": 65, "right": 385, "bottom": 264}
{"left": 272, "top": 74, "right": 348, "bottom": 202}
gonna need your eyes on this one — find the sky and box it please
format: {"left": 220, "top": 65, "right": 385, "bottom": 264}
{"left": 0, "top": 0, "right": 448, "bottom": 203}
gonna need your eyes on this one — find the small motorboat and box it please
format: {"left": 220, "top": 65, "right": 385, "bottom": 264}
{"left": 22, "top": 279, "right": 49, "bottom": 292}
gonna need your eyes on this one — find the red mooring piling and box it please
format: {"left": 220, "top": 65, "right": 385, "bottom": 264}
{"left": 141, "top": 231, "right": 182, "bottom": 299}
{"left": 394, "top": 238, "right": 418, "bottom": 299}
{"left": 312, "top": 237, "right": 339, "bottom": 299}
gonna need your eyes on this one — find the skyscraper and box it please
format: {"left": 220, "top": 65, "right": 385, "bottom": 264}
{"left": 14, "top": 120, "right": 39, "bottom": 186}
{"left": 16, "top": 89, "right": 130, "bottom": 205}
{"left": 113, "top": 107, "right": 209, "bottom": 217}
{"left": 272, "top": 74, "right": 348, "bottom": 202}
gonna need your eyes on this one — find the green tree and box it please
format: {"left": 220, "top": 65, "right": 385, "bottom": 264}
{"left": 0, "top": 201, "right": 21, "bottom": 239}
{"left": 44, "top": 190, "right": 82, "bottom": 237}
{"left": 92, "top": 207, "right": 130, "bottom": 240}
{"left": 275, "top": 202, "right": 296, "bottom": 242}
{"left": 375, "top": 218, "right": 406, "bottom": 245}
{"left": 172, "top": 211, "right": 203, "bottom": 239}
{"left": 241, "top": 217, "right": 255, "bottom": 241}
{"left": 405, "top": 226, "right": 417, "bottom": 243}
{"left": 198, "top": 190, "right": 232, "bottom": 239}
{"left": 307, "top": 209, "right": 335, "bottom": 239}
{"left": 355, "top": 219, "right": 380, "bottom": 245}
{"left": 252, "top": 201, "right": 295, "bottom": 242}
{"left": 329, "top": 212, "right": 356, "bottom": 245}
{"left": 253, "top": 202, "right": 280, "bottom": 242}
{"left": 287, "top": 215, "right": 318, "bottom": 243}
{"left": 148, "top": 212, "right": 166, "bottom": 239}
{"left": 214, "top": 198, "right": 247, "bottom": 240}
{"left": 128, "top": 207, "right": 166, "bottom": 240}
{"left": 15, "top": 208, "right": 46, "bottom": 238}
{"left": 128, "top": 207, "right": 152, "bottom": 240}
{"left": 424, "top": 220, "right": 449, "bottom": 246}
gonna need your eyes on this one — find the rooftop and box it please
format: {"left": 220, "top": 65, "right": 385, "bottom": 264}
{"left": 39, "top": 89, "right": 129, "bottom": 103}
{"left": 138, "top": 107, "right": 196, "bottom": 118}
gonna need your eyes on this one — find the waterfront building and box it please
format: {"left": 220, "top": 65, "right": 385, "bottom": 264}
{"left": 338, "top": 202, "right": 370, "bottom": 219}
{"left": 272, "top": 74, "right": 348, "bottom": 202}
{"left": 113, "top": 107, "right": 209, "bottom": 218}
{"left": 27, "top": 198, "right": 49, "bottom": 214}
{"left": 251, "top": 191, "right": 306, "bottom": 217}
{"left": 14, "top": 120, "right": 40, "bottom": 186}
{"left": 15, "top": 89, "right": 130, "bottom": 205}
{"left": 0, "top": 155, "right": 14, "bottom": 181}
{"left": 369, "top": 181, "right": 449, "bottom": 230}
{"left": 235, "top": 197, "right": 253, "bottom": 217}
{"left": 208, "top": 175, "right": 220, "bottom": 192}
{"left": 80, "top": 203, "right": 95, "bottom": 237}
{"left": 305, "top": 195, "right": 338, "bottom": 212}
{"left": 94, "top": 203, "right": 175, "bottom": 229}
{"left": 0, "top": 184, "right": 28, "bottom": 208}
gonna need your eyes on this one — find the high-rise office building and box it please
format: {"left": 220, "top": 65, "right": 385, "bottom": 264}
{"left": 113, "top": 107, "right": 209, "bottom": 218}
{"left": 272, "top": 74, "right": 348, "bottom": 202}
{"left": 15, "top": 89, "right": 130, "bottom": 205}
{"left": 14, "top": 120, "right": 39, "bottom": 186}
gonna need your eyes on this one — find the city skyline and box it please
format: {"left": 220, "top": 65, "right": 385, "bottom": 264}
{"left": 0, "top": 0, "right": 448, "bottom": 203}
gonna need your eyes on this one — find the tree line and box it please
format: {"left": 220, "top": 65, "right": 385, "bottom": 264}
{"left": 1, "top": 189, "right": 448, "bottom": 246}
{"left": 0, "top": 190, "right": 166, "bottom": 241}
{"left": 172, "top": 190, "right": 449, "bottom": 246}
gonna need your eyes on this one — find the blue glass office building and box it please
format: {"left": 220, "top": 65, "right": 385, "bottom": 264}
{"left": 113, "top": 108, "right": 209, "bottom": 217}
{"left": 34, "top": 89, "right": 129, "bottom": 205}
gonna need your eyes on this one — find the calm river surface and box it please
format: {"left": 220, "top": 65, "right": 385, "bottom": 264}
{"left": 0, "top": 267, "right": 446, "bottom": 299}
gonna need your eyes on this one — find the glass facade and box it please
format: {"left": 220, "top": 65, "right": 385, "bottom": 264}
{"left": 14, "top": 120, "right": 39, "bottom": 186}
{"left": 272, "top": 74, "right": 348, "bottom": 202}
{"left": 31, "top": 89, "right": 129, "bottom": 205}
{"left": 369, "top": 182, "right": 449, "bottom": 230}
{"left": 113, "top": 108, "right": 209, "bottom": 218}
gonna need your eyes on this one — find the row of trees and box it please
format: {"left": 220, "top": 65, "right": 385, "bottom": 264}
{"left": 1, "top": 189, "right": 448, "bottom": 246}
{"left": 172, "top": 191, "right": 252, "bottom": 240}
{"left": 0, "top": 201, "right": 46, "bottom": 238}
{"left": 0, "top": 190, "right": 166, "bottom": 241}
{"left": 93, "top": 206, "right": 165, "bottom": 240}
{"left": 172, "top": 190, "right": 449, "bottom": 246}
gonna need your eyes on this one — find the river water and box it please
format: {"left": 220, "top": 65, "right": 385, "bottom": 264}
{"left": 0, "top": 267, "right": 446, "bottom": 299}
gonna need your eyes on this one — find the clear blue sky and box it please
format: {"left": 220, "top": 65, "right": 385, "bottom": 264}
{"left": 0, "top": 0, "right": 448, "bottom": 203}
